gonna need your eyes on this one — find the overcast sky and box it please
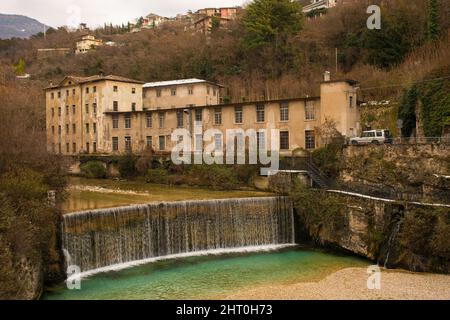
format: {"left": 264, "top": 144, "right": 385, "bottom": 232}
{"left": 1, "top": 0, "right": 246, "bottom": 28}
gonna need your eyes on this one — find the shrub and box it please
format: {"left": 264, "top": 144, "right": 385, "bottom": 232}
{"left": 118, "top": 153, "right": 137, "bottom": 178}
{"left": 80, "top": 161, "right": 107, "bottom": 179}
{"left": 190, "top": 164, "right": 238, "bottom": 189}
{"left": 146, "top": 168, "right": 169, "bottom": 184}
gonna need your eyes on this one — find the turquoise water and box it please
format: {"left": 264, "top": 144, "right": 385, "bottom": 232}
{"left": 44, "top": 247, "right": 369, "bottom": 300}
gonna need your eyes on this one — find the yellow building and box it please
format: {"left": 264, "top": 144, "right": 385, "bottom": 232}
{"left": 75, "top": 35, "right": 103, "bottom": 55}
{"left": 45, "top": 74, "right": 360, "bottom": 157}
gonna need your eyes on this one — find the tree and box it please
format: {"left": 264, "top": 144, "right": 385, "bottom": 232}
{"left": 13, "top": 58, "right": 26, "bottom": 75}
{"left": 427, "top": 0, "right": 440, "bottom": 41}
{"left": 242, "top": 0, "right": 303, "bottom": 49}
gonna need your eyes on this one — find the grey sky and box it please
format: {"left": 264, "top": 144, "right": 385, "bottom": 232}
{"left": 1, "top": 0, "right": 246, "bottom": 28}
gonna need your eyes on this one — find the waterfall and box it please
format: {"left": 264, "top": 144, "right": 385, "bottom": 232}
{"left": 383, "top": 219, "right": 402, "bottom": 268}
{"left": 62, "top": 197, "right": 295, "bottom": 276}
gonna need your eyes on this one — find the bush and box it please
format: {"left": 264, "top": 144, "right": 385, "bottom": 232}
{"left": 146, "top": 168, "right": 169, "bottom": 184}
{"left": 189, "top": 164, "right": 238, "bottom": 189}
{"left": 118, "top": 153, "right": 137, "bottom": 178}
{"left": 80, "top": 161, "right": 107, "bottom": 179}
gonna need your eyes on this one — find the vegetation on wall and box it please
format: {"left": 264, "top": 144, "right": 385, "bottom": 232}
{"left": 399, "top": 65, "right": 450, "bottom": 137}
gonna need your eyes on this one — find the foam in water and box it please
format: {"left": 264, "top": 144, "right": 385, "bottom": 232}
{"left": 62, "top": 197, "right": 295, "bottom": 278}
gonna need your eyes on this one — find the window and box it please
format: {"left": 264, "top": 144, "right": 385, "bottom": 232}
{"left": 58, "top": 107, "right": 61, "bottom": 116}
{"left": 112, "top": 115, "right": 119, "bottom": 129}
{"left": 214, "top": 108, "right": 222, "bottom": 125}
{"left": 349, "top": 96, "right": 354, "bottom": 108}
{"left": 66, "top": 143, "right": 70, "bottom": 153}
{"left": 93, "top": 86, "right": 96, "bottom": 93}
{"left": 85, "top": 123, "right": 89, "bottom": 134}
{"left": 207, "top": 86, "right": 210, "bottom": 95}
{"left": 305, "top": 130, "right": 315, "bottom": 150}
{"left": 188, "top": 87, "right": 194, "bottom": 95}
{"left": 159, "top": 112, "right": 165, "bottom": 128}
{"left": 86, "top": 87, "right": 89, "bottom": 94}
{"left": 57, "top": 91, "right": 61, "bottom": 98}
{"left": 72, "top": 105, "right": 76, "bottom": 114}
{"left": 51, "top": 92, "right": 54, "bottom": 99}
{"left": 156, "top": 89, "right": 162, "bottom": 97}
{"left": 214, "top": 133, "right": 222, "bottom": 152}
{"left": 86, "top": 142, "right": 90, "bottom": 154}
{"left": 72, "top": 143, "right": 76, "bottom": 153}
{"left": 51, "top": 126, "right": 55, "bottom": 135}
{"left": 146, "top": 113, "right": 152, "bottom": 128}
{"left": 65, "top": 124, "right": 69, "bottom": 134}
{"left": 58, "top": 125, "right": 61, "bottom": 135}
{"left": 125, "top": 136, "right": 132, "bottom": 151}
{"left": 93, "top": 103, "right": 97, "bottom": 114}
{"left": 195, "top": 109, "right": 203, "bottom": 123}
{"left": 171, "top": 88, "right": 176, "bottom": 96}
{"left": 257, "top": 131, "right": 265, "bottom": 150}
{"left": 93, "top": 123, "right": 97, "bottom": 134}
{"left": 72, "top": 89, "right": 76, "bottom": 95}
{"left": 125, "top": 114, "right": 131, "bottom": 129}
{"left": 112, "top": 137, "right": 119, "bottom": 151}
{"left": 305, "top": 101, "right": 315, "bottom": 120}
{"left": 85, "top": 104, "right": 89, "bottom": 114}
{"left": 146, "top": 136, "right": 153, "bottom": 149}
{"left": 65, "top": 105, "right": 69, "bottom": 114}
{"left": 132, "top": 88, "right": 136, "bottom": 94}
{"left": 131, "top": 103, "right": 136, "bottom": 112}
{"left": 256, "top": 104, "right": 265, "bottom": 123}
{"left": 51, "top": 108, "right": 54, "bottom": 117}
{"left": 58, "top": 143, "right": 61, "bottom": 154}
{"left": 280, "top": 102, "right": 289, "bottom": 121}
{"left": 113, "top": 101, "right": 118, "bottom": 111}
{"left": 213, "top": 88, "right": 217, "bottom": 96}
{"left": 159, "top": 135, "right": 166, "bottom": 151}
{"left": 72, "top": 124, "right": 76, "bottom": 134}
{"left": 235, "top": 106, "right": 243, "bottom": 124}
{"left": 66, "top": 90, "right": 69, "bottom": 96}
{"left": 93, "top": 142, "right": 97, "bottom": 153}
{"left": 113, "top": 86, "right": 118, "bottom": 92}
{"left": 177, "top": 110, "right": 184, "bottom": 128}
{"left": 195, "top": 134, "right": 203, "bottom": 152}
{"left": 280, "top": 131, "right": 289, "bottom": 150}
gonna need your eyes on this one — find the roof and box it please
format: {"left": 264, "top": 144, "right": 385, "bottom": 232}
{"left": 45, "top": 75, "right": 144, "bottom": 90}
{"left": 143, "top": 78, "right": 224, "bottom": 89}
{"left": 321, "top": 79, "right": 359, "bottom": 86}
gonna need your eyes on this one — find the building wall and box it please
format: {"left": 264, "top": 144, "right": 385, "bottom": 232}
{"left": 143, "top": 83, "right": 220, "bottom": 110}
{"left": 46, "top": 77, "right": 360, "bottom": 157}
{"left": 76, "top": 37, "right": 103, "bottom": 54}
{"left": 46, "top": 80, "right": 142, "bottom": 155}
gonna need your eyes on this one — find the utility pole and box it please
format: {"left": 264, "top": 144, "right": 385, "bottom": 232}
{"left": 335, "top": 48, "right": 338, "bottom": 74}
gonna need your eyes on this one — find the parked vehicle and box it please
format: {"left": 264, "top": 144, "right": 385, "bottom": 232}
{"left": 349, "top": 130, "right": 393, "bottom": 145}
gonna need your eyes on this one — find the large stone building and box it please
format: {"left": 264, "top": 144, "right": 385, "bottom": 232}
{"left": 45, "top": 74, "right": 360, "bottom": 157}
{"left": 75, "top": 35, "right": 103, "bottom": 54}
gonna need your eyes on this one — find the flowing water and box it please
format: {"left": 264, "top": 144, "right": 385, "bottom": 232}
{"left": 62, "top": 197, "right": 295, "bottom": 275}
{"left": 44, "top": 247, "right": 369, "bottom": 300}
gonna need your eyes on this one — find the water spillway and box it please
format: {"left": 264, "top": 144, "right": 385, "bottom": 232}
{"left": 62, "top": 197, "right": 295, "bottom": 275}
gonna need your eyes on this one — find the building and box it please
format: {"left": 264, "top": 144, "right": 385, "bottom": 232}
{"left": 302, "top": 0, "right": 338, "bottom": 15}
{"left": 45, "top": 75, "right": 144, "bottom": 155}
{"left": 194, "top": 6, "right": 241, "bottom": 32}
{"left": 75, "top": 35, "right": 103, "bottom": 55}
{"left": 45, "top": 74, "right": 360, "bottom": 157}
{"left": 142, "top": 14, "right": 169, "bottom": 29}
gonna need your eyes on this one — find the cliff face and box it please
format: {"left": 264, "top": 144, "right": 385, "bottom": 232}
{"left": 293, "top": 189, "right": 450, "bottom": 273}
{"left": 341, "top": 144, "right": 450, "bottom": 202}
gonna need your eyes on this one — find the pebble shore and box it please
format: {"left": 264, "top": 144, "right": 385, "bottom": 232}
{"left": 224, "top": 267, "right": 450, "bottom": 300}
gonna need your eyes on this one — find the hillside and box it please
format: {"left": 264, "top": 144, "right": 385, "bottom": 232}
{"left": 0, "top": 13, "right": 48, "bottom": 39}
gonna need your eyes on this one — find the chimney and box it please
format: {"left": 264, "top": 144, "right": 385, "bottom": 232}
{"left": 323, "top": 71, "right": 331, "bottom": 82}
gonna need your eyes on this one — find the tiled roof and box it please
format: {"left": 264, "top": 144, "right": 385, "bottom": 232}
{"left": 45, "top": 75, "right": 144, "bottom": 89}
{"left": 143, "top": 78, "right": 223, "bottom": 88}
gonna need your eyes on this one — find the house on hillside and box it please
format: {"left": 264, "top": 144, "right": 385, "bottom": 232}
{"left": 302, "top": 0, "right": 338, "bottom": 17}
{"left": 142, "top": 13, "right": 169, "bottom": 29}
{"left": 75, "top": 35, "right": 103, "bottom": 55}
{"left": 194, "top": 6, "right": 241, "bottom": 33}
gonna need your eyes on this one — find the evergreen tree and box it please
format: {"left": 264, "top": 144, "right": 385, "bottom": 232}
{"left": 427, "top": 0, "right": 440, "bottom": 41}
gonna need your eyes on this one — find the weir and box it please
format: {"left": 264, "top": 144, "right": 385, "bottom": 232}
{"left": 62, "top": 197, "right": 295, "bottom": 274}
